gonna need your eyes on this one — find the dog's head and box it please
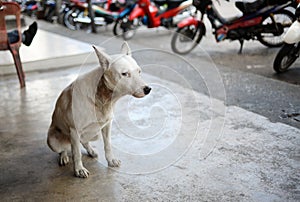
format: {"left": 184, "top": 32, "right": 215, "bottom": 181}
{"left": 93, "top": 42, "right": 151, "bottom": 98}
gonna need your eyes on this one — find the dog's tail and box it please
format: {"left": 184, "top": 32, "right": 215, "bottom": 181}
{"left": 47, "top": 126, "right": 71, "bottom": 153}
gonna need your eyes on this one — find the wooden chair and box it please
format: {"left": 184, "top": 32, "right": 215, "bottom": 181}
{"left": 0, "top": 2, "right": 25, "bottom": 88}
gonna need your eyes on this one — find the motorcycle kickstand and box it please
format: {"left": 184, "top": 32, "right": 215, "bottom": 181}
{"left": 238, "top": 39, "right": 244, "bottom": 54}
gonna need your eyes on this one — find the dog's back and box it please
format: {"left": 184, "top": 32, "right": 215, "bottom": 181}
{"left": 47, "top": 67, "right": 103, "bottom": 153}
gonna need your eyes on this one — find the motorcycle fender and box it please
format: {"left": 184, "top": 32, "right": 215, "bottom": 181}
{"left": 284, "top": 20, "right": 300, "bottom": 44}
{"left": 129, "top": 7, "right": 144, "bottom": 21}
{"left": 177, "top": 16, "right": 199, "bottom": 28}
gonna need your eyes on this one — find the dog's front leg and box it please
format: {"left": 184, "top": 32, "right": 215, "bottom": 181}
{"left": 70, "top": 128, "right": 90, "bottom": 178}
{"left": 102, "top": 122, "right": 121, "bottom": 167}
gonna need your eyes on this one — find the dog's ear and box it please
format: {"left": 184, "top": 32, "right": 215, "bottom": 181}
{"left": 93, "top": 45, "right": 111, "bottom": 70}
{"left": 121, "top": 41, "right": 131, "bottom": 56}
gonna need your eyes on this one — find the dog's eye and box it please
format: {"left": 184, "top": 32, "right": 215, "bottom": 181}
{"left": 122, "top": 72, "right": 129, "bottom": 77}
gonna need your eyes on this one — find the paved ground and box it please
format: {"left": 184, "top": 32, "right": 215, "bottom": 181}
{"left": 0, "top": 3, "right": 299, "bottom": 201}
{"left": 33, "top": 15, "right": 300, "bottom": 129}
{"left": 0, "top": 64, "right": 299, "bottom": 201}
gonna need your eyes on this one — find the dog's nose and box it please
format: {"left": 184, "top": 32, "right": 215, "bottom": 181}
{"left": 143, "top": 86, "right": 151, "bottom": 95}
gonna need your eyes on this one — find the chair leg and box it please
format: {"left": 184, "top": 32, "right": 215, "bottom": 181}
{"left": 10, "top": 48, "right": 25, "bottom": 88}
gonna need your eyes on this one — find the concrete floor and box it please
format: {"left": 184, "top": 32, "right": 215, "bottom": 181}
{"left": 0, "top": 29, "right": 299, "bottom": 201}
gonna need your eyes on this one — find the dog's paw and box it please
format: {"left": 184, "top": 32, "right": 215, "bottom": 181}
{"left": 59, "top": 152, "right": 69, "bottom": 166}
{"left": 87, "top": 149, "right": 98, "bottom": 158}
{"left": 74, "top": 167, "right": 90, "bottom": 178}
{"left": 82, "top": 143, "right": 98, "bottom": 158}
{"left": 108, "top": 159, "right": 121, "bottom": 167}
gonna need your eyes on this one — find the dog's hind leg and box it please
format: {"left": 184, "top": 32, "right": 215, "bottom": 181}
{"left": 47, "top": 125, "right": 71, "bottom": 166}
{"left": 59, "top": 151, "right": 69, "bottom": 166}
{"left": 82, "top": 142, "right": 98, "bottom": 158}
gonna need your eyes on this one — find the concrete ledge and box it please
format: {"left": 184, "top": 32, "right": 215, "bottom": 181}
{"left": 0, "top": 30, "right": 98, "bottom": 75}
{"left": 6, "top": 15, "right": 26, "bottom": 29}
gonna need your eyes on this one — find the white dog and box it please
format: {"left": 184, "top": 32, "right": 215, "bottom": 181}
{"left": 47, "top": 42, "right": 151, "bottom": 178}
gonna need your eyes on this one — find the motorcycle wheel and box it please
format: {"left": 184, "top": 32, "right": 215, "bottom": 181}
{"left": 258, "top": 10, "right": 294, "bottom": 47}
{"left": 113, "top": 19, "right": 122, "bottom": 36}
{"left": 171, "top": 24, "right": 204, "bottom": 55}
{"left": 122, "top": 18, "right": 140, "bottom": 41}
{"left": 273, "top": 43, "right": 300, "bottom": 73}
{"left": 58, "top": 10, "right": 66, "bottom": 25}
{"left": 64, "top": 9, "right": 79, "bottom": 30}
{"left": 58, "top": 6, "right": 69, "bottom": 26}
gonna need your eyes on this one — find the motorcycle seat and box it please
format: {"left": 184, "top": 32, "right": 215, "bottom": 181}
{"left": 154, "top": 0, "right": 186, "bottom": 9}
{"left": 235, "top": 0, "right": 265, "bottom": 14}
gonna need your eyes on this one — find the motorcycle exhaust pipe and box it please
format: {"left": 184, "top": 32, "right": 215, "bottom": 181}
{"left": 74, "top": 17, "right": 107, "bottom": 26}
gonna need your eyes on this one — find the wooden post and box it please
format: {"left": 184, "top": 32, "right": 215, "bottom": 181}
{"left": 55, "top": 0, "right": 62, "bottom": 24}
{"left": 87, "top": 0, "right": 97, "bottom": 33}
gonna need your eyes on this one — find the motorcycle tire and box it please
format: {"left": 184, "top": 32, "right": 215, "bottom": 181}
{"left": 113, "top": 19, "right": 122, "bottom": 36}
{"left": 58, "top": 7, "right": 69, "bottom": 26}
{"left": 273, "top": 42, "right": 300, "bottom": 73}
{"left": 122, "top": 28, "right": 136, "bottom": 40}
{"left": 257, "top": 9, "right": 294, "bottom": 48}
{"left": 171, "top": 23, "right": 205, "bottom": 55}
{"left": 121, "top": 18, "right": 139, "bottom": 41}
{"left": 64, "top": 9, "right": 79, "bottom": 30}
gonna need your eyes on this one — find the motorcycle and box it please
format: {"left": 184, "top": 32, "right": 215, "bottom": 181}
{"left": 171, "top": 0, "right": 297, "bottom": 55}
{"left": 64, "top": 0, "right": 124, "bottom": 30}
{"left": 112, "top": 0, "right": 137, "bottom": 36}
{"left": 273, "top": 5, "right": 300, "bottom": 73}
{"left": 43, "top": 0, "right": 56, "bottom": 22}
{"left": 57, "top": 0, "right": 73, "bottom": 25}
{"left": 21, "top": 0, "right": 40, "bottom": 17}
{"left": 120, "top": 0, "right": 193, "bottom": 40}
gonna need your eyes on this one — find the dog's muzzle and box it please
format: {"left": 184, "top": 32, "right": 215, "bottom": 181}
{"left": 143, "top": 86, "right": 151, "bottom": 95}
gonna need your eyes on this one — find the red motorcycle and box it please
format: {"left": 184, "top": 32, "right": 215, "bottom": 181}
{"left": 171, "top": 0, "right": 298, "bottom": 54}
{"left": 120, "top": 0, "right": 193, "bottom": 40}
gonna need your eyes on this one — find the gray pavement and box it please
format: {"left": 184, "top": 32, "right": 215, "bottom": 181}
{"left": 0, "top": 12, "right": 299, "bottom": 202}
{"left": 33, "top": 16, "right": 300, "bottom": 129}
{"left": 0, "top": 64, "right": 299, "bottom": 201}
